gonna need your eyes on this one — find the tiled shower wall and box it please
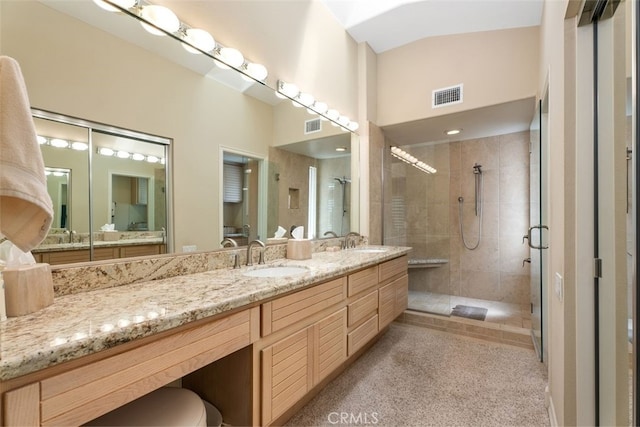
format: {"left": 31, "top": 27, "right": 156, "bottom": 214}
{"left": 384, "top": 131, "right": 531, "bottom": 305}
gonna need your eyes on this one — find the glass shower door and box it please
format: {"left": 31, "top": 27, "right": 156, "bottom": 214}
{"left": 528, "top": 92, "right": 549, "bottom": 363}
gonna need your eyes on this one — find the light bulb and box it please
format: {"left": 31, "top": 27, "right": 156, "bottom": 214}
{"left": 37, "top": 135, "right": 47, "bottom": 145}
{"left": 297, "top": 93, "right": 314, "bottom": 107}
{"left": 182, "top": 28, "right": 215, "bottom": 54}
{"left": 140, "top": 5, "right": 180, "bottom": 36}
{"left": 279, "top": 82, "right": 299, "bottom": 98}
{"left": 218, "top": 47, "right": 244, "bottom": 67}
{"left": 147, "top": 155, "right": 160, "bottom": 163}
{"left": 312, "top": 102, "right": 328, "bottom": 114}
{"left": 50, "top": 138, "right": 69, "bottom": 148}
{"left": 116, "top": 150, "right": 130, "bottom": 159}
{"left": 132, "top": 153, "right": 145, "bottom": 161}
{"left": 71, "top": 142, "right": 89, "bottom": 151}
{"left": 326, "top": 109, "right": 339, "bottom": 121}
{"left": 347, "top": 121, "right": 360, "bottom": 131}
{"left": 98, "top": 147, "right": 114, "bottom": 156}
{"left": 244, "top": 62, "right": 268, "bottom": 81}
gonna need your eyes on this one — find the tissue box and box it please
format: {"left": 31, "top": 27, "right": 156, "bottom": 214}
{"left": 4, "top": 263, "right": 54, "bottom": 317}
{"left": 103, "top": 231, "right": 120, "bottom": 241}
{"left": 287, "top": 239, "right": 312, "bottom": 260}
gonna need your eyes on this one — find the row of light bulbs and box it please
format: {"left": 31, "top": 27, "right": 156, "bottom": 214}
{"left": 390, "top": 146, "right": 437, "bottom": 174}
{"left": 38, "top": 135, "right": 88, "bottom": 151}
{"left": 38, "top": 134, "right": 164, "bottom": 164}
{"left": 93, "top": 0, "right": 268, "bottom": 81}
{"left": 97, "top": 146, "right": 165, "bottom": 164}
{"left": 277, "top": 81, "right": 359, "bottom": 132}
{"left": 94, "top": 0, "right": 359, "bottom": 133}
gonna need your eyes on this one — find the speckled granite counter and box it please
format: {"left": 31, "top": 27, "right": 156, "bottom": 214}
{"left": 0, "top": 246, "right": 410, "bottom": 381}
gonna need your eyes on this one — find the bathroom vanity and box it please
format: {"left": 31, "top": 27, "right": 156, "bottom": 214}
{"left": 0, "top": 245, "right": 409, "bottom": 426}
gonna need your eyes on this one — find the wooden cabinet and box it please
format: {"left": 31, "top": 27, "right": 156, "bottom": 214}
{"left": 2, "top": 307, "right": 260, "bottom": 427}
{"left": 261, "top": 328, "right": 312, "bottom": 425}
{"left": 312, "top": 308, "right": 347, "bottom": 384}
{"left": 261, "top": 308, "right": 347, "bottom": 425}
{"left": 379, "top": 275, "right": 408, "bottom": 330}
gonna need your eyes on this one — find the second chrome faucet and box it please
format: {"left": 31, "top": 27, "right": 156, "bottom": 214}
{"left": 246, "top": 239, "right": 265, "bottom": 266}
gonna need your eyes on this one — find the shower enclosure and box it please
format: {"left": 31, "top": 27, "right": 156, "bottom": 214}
{"left": 383, "top": 132, "right": 531, "bottom": 326}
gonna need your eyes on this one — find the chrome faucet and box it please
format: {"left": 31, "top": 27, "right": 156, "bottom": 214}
{"left": 324, "top": 231, "right": 338, "bottom": 238}
{"left": 246, "top": 239, "right": 265, "bottom": 266}
{"left": 343, "top": 232, "right": 360, "bottom": 249}
{"left": 69, "top": 230, "right": 76, "bottom": 244}
{"left": 220, "top": 237, "right": 238, "bottom": 248}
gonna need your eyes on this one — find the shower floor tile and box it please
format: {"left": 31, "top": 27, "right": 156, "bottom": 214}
{"left": 408, "top": 291, "right": 530, "bottom": 328}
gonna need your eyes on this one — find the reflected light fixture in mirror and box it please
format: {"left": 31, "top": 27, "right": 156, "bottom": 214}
{"left": 276, "top": 80, "right": 359, "bottom": 132}
{"left": 38, "top": 135, "right": 89, "bottom": 151}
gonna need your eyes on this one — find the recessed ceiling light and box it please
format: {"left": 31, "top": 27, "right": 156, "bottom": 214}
{"left": 336, "top": 147, "right": 347, "bottom": 152}
{"left": 445, "top": 129, "right": 462, "bottom": 135}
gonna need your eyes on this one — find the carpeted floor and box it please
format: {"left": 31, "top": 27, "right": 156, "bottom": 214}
{"left": 285, "top": 322, "right": 549, "bottom": 427}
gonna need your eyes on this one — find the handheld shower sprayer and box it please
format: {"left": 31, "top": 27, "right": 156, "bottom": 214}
{"left": 458, "top": 163, "right": 484, "bottom": 250}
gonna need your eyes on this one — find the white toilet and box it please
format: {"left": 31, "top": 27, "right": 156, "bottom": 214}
{"left": 86, "top": 387, "right": 207, "bottom": 426}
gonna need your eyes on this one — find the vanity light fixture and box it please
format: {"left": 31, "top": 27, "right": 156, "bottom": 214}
{"left": 97, "top": 146, "right": 164, "bottom": 164}
{"left": 390, "top": 146, "right": 437, "bottom": 174}
{"left": 37, "top": 135, "right": 47, "bottom": 145}
{"left": 275, "top": 80, "right": 359, "bottom": 132}
{"left": 446, "top": 128, "right": 462, "bottom": 135}
{"left": 139, "top": 4, "right": 180, "bottom": 36}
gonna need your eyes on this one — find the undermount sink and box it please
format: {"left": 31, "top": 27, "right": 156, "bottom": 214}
{"left": 350, "top": 248, "right": 388, "bottom": 253}
{"left": 243, "top": 266, "right": 309, "bottom": 278}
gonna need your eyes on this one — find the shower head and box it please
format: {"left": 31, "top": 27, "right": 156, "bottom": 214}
{"left": 335, "top": 177, "right": 351, "bottom": 184}
{"left": 473, "top": 163, "right": 482, "bottom": 174}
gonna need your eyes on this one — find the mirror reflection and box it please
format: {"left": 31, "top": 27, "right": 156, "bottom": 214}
{"left": 222, "top": 152, "right": 263, "bottom": 246}
{"left": 33, "top": 113, "right": 170, "bottom": 264}
{"left": 268, "top": 133, "right": 351, "bottom": 239}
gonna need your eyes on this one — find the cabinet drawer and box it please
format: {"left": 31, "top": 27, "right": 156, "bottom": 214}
{"left": 120, "top": 244, "right": 163, "bottom": 258}
{"left": 379, "top": 255, "right": 408, "bottom": 283}
{"left": 262, "top": 328, "right": 312, "bottom": 424}
{"left": 347, "top": 314, "right": 378, "bottom": 356}
{"left": 40, "top": 308, "right": 259, "bottom": 427}
{"left": 347, "top": 290, "right": 378, "bottom": 327}
{"left": 347, "top": 265, "right": 379, "bottom": 297}
{"left": 262, "top": 277, "right": 347, "bottom": 336}
{"left": 313, "top": 308, "right": 347, "bottom": 384}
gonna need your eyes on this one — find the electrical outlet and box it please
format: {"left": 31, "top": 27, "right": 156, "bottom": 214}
{"left": 182, "top": 245, "right": 197, "bottom": 253}
{"left": 555, "top": 272, "right": 563, "bottom": 302}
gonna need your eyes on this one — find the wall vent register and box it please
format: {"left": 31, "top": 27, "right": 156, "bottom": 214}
{"left": 304, "top": 118, "right": 322, "bottom": 134}
{"left": 432, "top": 84, "right": 463, "bottom": 108}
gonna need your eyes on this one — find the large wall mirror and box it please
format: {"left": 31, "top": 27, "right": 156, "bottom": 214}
{"left": 2, "top": 0, "right": 358, "bottom": 265}
{"left": 33, "top": 111, "right": 171, "bottom": 264}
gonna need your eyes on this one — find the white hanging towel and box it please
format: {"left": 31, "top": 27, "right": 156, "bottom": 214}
{"left": 0, "top": 56, "right": 53, "bottom": 252}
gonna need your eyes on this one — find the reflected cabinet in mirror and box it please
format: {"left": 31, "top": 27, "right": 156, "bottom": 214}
{"left": 33, "top": 111, "right": 171, "bottom": 265}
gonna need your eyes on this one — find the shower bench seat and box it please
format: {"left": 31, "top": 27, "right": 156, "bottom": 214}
{"left": 408, "top": 258, "right": 449, "bottom": 269}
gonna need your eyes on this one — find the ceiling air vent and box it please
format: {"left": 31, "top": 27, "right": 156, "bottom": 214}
{"left": 305, "top": 118, "right": 322, "bottom": 134}
{"left": 432, "top": 84, "right": 463, "bottom": 108}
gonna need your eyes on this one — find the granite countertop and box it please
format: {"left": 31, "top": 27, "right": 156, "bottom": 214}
{"left": 33, "top": 237, "right": 165, "bottom": 252}
{"left": 0, "top": 246, "right": 410, "bottom": 381}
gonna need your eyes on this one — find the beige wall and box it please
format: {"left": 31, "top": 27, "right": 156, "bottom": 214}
{"left": 155, "top": 0, "right": 359, "bottom": 121}
{"left": 377, "top": 26, "right": 540, "bottom": 127}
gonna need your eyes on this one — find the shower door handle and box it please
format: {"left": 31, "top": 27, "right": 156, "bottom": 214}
{"left": 527, "top": 225, "right": 549, "bottom": 250}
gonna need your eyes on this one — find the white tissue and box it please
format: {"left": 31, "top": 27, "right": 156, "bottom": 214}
{"left": 274, "top": 226, "right": 286, "bottom": 238}
{"left": 0, "top": 239, "right": 36, "bottom": 268}
{"left": 100, "top": 223, "right": 116, "bottom": 232}
{"left": 292, "top": 226, "right": 304, "bottom": 240}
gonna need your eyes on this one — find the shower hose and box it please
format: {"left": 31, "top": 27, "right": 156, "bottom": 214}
{"left": 458, "top": 171, "right": 483, "bottom": 250}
